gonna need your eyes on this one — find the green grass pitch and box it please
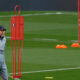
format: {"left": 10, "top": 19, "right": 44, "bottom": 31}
{"left": 0, "top": 11, "right": 80, "bottom": 80}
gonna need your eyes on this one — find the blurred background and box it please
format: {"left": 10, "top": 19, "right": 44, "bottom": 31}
{"left": 0, "top": 0, "right": 77, "bottom": 11}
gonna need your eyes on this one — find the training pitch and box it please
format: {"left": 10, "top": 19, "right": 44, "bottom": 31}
{"left": 0, "top": 11, "right": 80, "bottom": 80}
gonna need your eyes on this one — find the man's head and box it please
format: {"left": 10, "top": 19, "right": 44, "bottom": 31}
{"left": 0, "top": 25, "right": 6, "bottom": 37}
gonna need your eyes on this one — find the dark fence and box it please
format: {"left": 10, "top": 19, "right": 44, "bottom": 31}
{"left": 0, "top": 0, "right": 77, "bottom": 11}
{"left": 56, "top": 0, "right": 77, "bottom": 11}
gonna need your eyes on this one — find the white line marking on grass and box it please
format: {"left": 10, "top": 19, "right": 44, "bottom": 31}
{"left": 0, "top": 12, "right": 77, "bottom": 18}
{"left": 0, "top": 12, "right": 63, "bottom": 18}
{"left": 22, "top": 12, "right": 64, "bottom": 16}
{"left": 6, "top": 36, "right": 78, "bottom": 43}
{"left": 8, "top": 75, "right": 13, "bottom": 78}
{"left": 9, "top": 67, "right": 80, "bottom": 74}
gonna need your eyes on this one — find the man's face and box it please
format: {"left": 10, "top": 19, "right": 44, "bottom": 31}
{"left": 0, "top": 30, "right": 5, "bottom": 37}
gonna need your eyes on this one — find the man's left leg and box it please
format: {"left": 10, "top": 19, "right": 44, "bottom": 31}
{"left": 1, "top": 67, "right": 8, "bottom": 80}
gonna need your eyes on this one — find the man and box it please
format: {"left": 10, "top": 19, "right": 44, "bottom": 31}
{"left": 0, "top": 25, "right": 8, "bottom": 80}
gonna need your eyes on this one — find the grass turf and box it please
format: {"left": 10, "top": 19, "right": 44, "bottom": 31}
{"left": 0, "top": 11, "right": 79, "bottom": 80}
